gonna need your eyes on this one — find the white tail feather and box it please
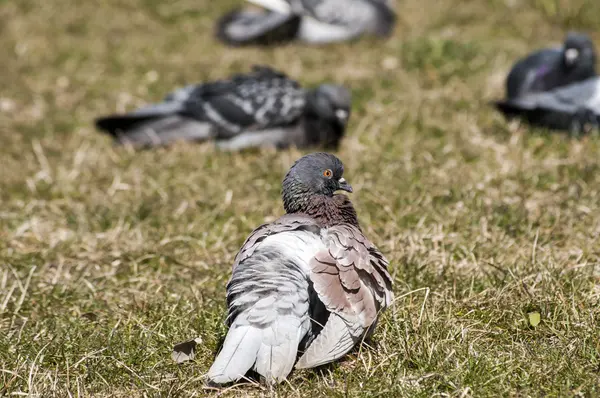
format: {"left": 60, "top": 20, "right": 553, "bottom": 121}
{"left": 254, "top": 316, "right": 307, "bottom": 383}
{"left": 207, "top": 324, "right": 262, "bottom": 384}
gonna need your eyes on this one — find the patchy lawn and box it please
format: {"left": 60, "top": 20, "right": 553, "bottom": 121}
{"left": 1, "top": 0, "right": 600, "bottom": 396}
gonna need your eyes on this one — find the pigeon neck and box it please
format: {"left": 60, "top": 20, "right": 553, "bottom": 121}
{"left": 284, "top": 191, "right": 360, "bottom": 229}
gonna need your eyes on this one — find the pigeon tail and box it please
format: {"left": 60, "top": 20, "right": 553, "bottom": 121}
{"left": 208, "top": 308, "right": 309, "bottom": 384}
{"left": 95, "top": 101, "right": 186, "bottom": 136}
{"left": 254, "top": 315, "right": 307, "bottom": 383}
{"left": 98, "top": 115, "right": 214, "bottom": 148}
{"left": 207, "top": 324, "right": 263, "bottom": 384}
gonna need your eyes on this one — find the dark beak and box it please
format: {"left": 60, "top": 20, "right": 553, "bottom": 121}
{"left": 337, "top": 177, "right": 353, "bottom": 193}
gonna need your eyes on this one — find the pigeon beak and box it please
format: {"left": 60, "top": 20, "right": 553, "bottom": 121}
{"left": 337, "top": 177, "right": 353, "bottom": 193}
{"left": 335, "top": 109, "right": 349, "bottom": 123}
{"left": 565, "top": 48, "right": 579, "bottom": 65}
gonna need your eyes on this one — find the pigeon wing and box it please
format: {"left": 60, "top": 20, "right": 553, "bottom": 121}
{"left": 505, "top": 48, "right": 562, "bottom": 98}
{"left": 296, "top": 224, "right": 393, "bottom": 368}
{"left": 502, "top": 77, "right": 600, "bottom": 114}
{"left": 182, "top": 67, "right": 305, "bottom": 137}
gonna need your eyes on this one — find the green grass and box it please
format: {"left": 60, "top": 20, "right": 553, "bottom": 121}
{"left": 2, "top": 0, "right": 600, "bottom": 396}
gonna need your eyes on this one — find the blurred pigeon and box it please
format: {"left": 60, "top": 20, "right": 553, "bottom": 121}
{"left": 216, "top": 0, "right": 396, "bottom": 46}
{"left": 216, "top": 8, "right": 302, "bottom": 46}
{"left": 503, "top": 32, "right": 596, "bottom": 99}
{"left": 95, "top": 66, "right": 351, "bottom": 150}
{"left": 495, "top": 77, "right": 600, "bottom": 134}
{"left": 206, "top": 153, "right": 393, "bottom": 384}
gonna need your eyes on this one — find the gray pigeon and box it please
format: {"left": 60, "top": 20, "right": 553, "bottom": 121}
{"left": 501, "top": 32, "right": 596, "bottom": 100}
{"left": 95, "top": 66, "right": 351, "bottom": 150}
{"left": 206, "top": 153, "right": 393, "bottom": 384}
{"left": 216, "top": 0, "right": 396, "bottom": 46}
{"left": 495, "top": 77, "right": 600, "bottom": 134}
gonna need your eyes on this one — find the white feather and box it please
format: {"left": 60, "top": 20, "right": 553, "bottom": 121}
{"left": 207, "top": 324, "right": 262, "bottom": 384}
{"left": 255, "top": 315, "right": 309, "bottom": 383}
{"left": 259, "top": 229, "right": 327, "bottom": 273}
{"left": 297, "top": 16, "right": 359, "bottom": 43}
{"left": 586, "top": 79, "right": 600, "bottom": 109}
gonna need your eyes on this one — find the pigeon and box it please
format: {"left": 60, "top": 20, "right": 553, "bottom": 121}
{"left": 502, "top": 32, "right": 596, "bottom": 99}
{"left": 495, "top": 76, "right": 600, "bottom": 134}
{"left": 206, "top": 153, "right": 393, "bottom": 384}
{"left": 216, "top": 0, "right": 396, "bottom": 46}
{"left": 95, "top": 66, "right": 351, "bottom": 150}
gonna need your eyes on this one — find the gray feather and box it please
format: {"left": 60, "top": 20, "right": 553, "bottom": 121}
{"left": 215, "top": 123, "right": 305, "bottom": 151}
{"left": 495, "top": 77, "right": 600, "bottom": 128}
{"left": 129, "top": 101, "right": 185, "bottom": 117}
{"left": 114, "top": 116, "right": 214, "bottom": 148}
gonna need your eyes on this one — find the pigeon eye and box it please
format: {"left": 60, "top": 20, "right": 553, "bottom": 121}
{"left": 323, "top": 169, "right": 333, "bottom": 178}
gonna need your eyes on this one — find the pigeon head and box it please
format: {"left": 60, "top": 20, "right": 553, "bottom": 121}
{"left": 306, "top": 85, "right": 352, "bottom": 127}
{"left": 562, "top": 32, "right": 596, "bottom": 73}
{"left": 282, "top": 153, "right": 352, "bottom": 213}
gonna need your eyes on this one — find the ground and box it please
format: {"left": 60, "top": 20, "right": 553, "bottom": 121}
{"left": 2, "top": 0, "right": 600, "bottom": 396}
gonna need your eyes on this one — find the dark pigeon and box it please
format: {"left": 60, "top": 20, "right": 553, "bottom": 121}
{"left": 495, "top": 77, "right": 600, "bottom": 135}
{"left": 502, "top": 32, "right": 596, "bottom": 100}
{"left": 95, "top": 66, "right": 351, "bottom": 150}
{"left": 202, "top": 153, "right": 393, "bottom": 384}
{"left": 216, "top": 0, "right": 396, "bottom": 46}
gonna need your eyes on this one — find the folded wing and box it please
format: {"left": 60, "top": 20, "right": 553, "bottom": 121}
{"left": 296, "top": 224, "right": 393, "bottom": 368}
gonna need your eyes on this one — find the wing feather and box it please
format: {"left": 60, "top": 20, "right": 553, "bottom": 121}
{"left": 296, "top": 224, "right": 393, "bottom": 368}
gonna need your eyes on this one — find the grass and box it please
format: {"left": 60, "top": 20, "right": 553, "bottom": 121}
{"left": 2, "top": 0, "right": 600, "bottom": 396}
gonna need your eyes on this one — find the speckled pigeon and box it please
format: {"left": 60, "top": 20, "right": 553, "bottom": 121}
{"left": 94, "top": 66, "right": 351, "bottom": 150}
{"left": 206, "top": 153, "right": 393, "bottom": 384}
{"left": 495, "top": 76, "right": 600, "bottom": 134}
{"left": 216, "top": 0, "right": 396, "bottom": 46}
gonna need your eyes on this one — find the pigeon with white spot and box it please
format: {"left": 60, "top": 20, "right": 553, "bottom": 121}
{"left": 493, "top": 32, "right": 598, "bottom": 133}
{"left": 216, "top": 0, "right": 396, "bottom": 46}
{"left": 95, "top": 66, "right": 351, "bottom": 150}
{"left": 205, "top": 153, "right": 393, "bottom": 384}
{"left": 500, "top": 32, "right": 596, "bottom": 100}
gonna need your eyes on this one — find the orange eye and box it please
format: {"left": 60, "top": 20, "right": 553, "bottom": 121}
{"left": 323, "top": 169, "right": 333, "bottom": 178}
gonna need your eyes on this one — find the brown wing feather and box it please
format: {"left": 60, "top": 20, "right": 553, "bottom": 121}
{"left": 314, "top": 224, "right": 393, "bottom": 321}
{"left": 296, "top": 223, "right": 393, "bottom": 368}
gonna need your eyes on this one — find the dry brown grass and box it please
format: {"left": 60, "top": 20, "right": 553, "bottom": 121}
{"left": 2, "top": 0, "right": 600, "bottom": 396}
